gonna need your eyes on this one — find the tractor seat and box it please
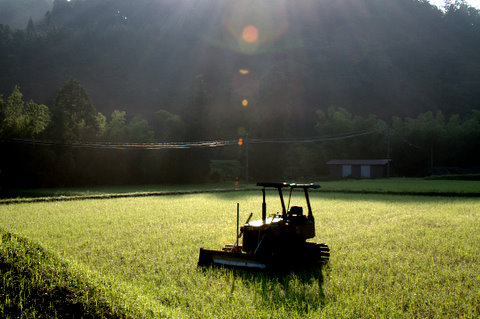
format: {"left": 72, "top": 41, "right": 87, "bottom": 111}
{"left": 288, "top": 206, "right": 303, "bottom": 217}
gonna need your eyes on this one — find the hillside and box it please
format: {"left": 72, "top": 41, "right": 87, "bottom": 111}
{"left": 0, "top": 0, "right": 479, "bottom": 133}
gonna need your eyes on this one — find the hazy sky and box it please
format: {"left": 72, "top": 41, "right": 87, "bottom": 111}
{"left": 429, "top": 0, "right": 480, "bottom": 9}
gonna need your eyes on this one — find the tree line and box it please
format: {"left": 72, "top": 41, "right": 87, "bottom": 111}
{"left": 1, "top": 81, "right": 479, "bottom": 190}
{"left": 0, "top": 79, "right": 186, "bottom": 142}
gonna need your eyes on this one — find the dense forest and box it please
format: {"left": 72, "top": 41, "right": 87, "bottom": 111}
{"left": 1, "top": 0, "right": 480, "bottom": 189}
{"left": 0, "top": 0, "right": 51, "bottom": 29}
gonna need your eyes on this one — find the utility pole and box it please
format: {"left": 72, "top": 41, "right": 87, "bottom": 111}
{"left": 386, "top": 126, "right": 391, "bottom": 178}
{"left": 245, "top": 134, "right": 249, "bottom": 185}
{"left": 430, "top": 146, "right": 434, "bottom": 169}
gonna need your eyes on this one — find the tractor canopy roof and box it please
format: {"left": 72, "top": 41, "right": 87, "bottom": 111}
{"left": 256, "top": 182, "right": 320, "bottom": 189}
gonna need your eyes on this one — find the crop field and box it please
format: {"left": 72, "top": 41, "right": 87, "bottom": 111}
{"left": 1, "top": 188, "right": 480, "bottom": 318}
{"left": 3, "top": 178, "right": 480, "bottom": 199}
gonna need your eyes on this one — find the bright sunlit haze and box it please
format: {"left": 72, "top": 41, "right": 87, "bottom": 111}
{"left": 0, "top": 0, "right": 479, "bottom": 184}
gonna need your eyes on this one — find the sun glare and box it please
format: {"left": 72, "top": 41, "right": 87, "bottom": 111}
{"left": 242, "top": 25, "right": 259, "bottom": 43}
{"left": 219, "top": 0, "right": 289, "bottom": 54}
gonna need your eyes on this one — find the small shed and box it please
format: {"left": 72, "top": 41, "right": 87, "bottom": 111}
{"left": 326, "top": 159, "right": 391, "bottom": 179}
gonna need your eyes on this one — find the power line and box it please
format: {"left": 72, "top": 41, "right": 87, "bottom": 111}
{"left": 250, "top": 129, "right": 381, "bottom": 144}
{"left": 1, "top": 129, "right": 383, "bottom": 150}
{"left": 2, "top": 138, "right": 238, "bottom": 150}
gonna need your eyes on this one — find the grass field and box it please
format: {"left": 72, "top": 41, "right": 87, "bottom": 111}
{"left": 2, "top": 178, "right": 480, "bottom": 200}
{"left": 1, "top": 184, "right": 480, "bottom": 318}
{"left": 319, "top": 178, "right": 480, "bottom": 195}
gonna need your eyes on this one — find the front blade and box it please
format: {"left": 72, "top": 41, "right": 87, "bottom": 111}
{"left": 198, "top": 248, "right": 267, "bottom": 269}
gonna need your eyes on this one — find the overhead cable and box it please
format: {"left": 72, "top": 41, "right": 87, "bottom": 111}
{"left": 2, "top": 138, "right": 238, "bottom": 150}
{"left": 250, "top": 129, "right": 381, "bottom": 144}
{"left": 1, "top": 129, "right": 382, "bottom": 150}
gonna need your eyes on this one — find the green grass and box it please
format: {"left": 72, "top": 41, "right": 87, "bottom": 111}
{"left": 1, "top": 189, "right": 479, "bottom": 318}
{"left": 1, "top": 182, "right": 245, "bottom": 199}
{"left": 319, "top": 178, "right": 480, "bottom": 195}
{"left": 425, "top": 174, "right": 480, "bottom": 181}
{"left": 0, "top": 231, "right": 129, "bottom": 318}
{"left": 3, "top": 178, "right": 479, "bottom": 200}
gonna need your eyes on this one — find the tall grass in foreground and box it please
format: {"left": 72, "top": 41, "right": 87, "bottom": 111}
{"left": 0, "top": 231, "right": 128, "bottom": 318}
{"left": 0, "top": 192, "right": 479, "bottom": 318}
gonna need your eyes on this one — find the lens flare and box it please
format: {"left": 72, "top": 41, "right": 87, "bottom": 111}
{"left": 242, "top": 99, "right": 249, "bottom": 107}
{"left": 242, "top": 25, "right": 259, "bottom": 43}
{"left": 220, "top": 1, "right": 289, "bottom": 54}
{"left": 232, "top": 69, "right": 259, "bottom": 96}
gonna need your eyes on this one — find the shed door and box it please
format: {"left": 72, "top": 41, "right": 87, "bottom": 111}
{"left": 361, "top": 165, "right": 371, "bottom": 178}
{"left": 342, "top": 165, "right": 352, "bottom": 177}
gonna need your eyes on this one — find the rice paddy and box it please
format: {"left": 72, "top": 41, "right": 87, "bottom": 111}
{"left": 1, "top": 183, "right": 479, "bottom": 318}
